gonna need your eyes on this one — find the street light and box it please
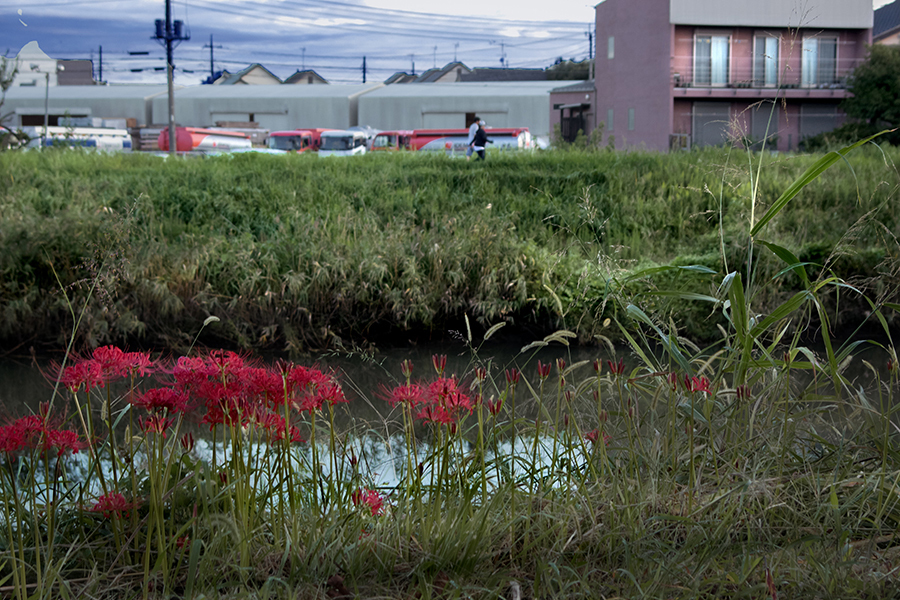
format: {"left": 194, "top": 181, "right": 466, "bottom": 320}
{"left": 31, "top": 63, "right": 64, "bottom": 147}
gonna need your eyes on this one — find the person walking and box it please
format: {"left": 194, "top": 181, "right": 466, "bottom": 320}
{"left": 466, "top": 116, "right": 480, "bottom": 160}
{"left": 472, "top": 120, "right": 492, "bottom": 161}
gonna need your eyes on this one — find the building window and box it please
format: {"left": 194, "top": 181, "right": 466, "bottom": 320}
{"left": 628, "top": 108, "right": 635, "bottom": 131}
{"left": 694, "top": 34, "right": 730, "bottom": 86}
{"left": 753, "top": 35, "right": 779, "bottom": 87}
{"left": 802, "top": 37, "right": 837, "bottom": 87}
{"left": 607, "top": 108, "right": 614, "bottom": 131}
{"left": 608, "top": 36, "right": 614, "bottom": 60}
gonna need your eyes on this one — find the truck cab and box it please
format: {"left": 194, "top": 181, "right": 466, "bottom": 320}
{"left": 318, "top": 130, "right": 368, "bottom": 156}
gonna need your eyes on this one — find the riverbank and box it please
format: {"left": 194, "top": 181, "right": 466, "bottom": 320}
{"left": 1, "top": 147, "right": 897, "bottom": 356}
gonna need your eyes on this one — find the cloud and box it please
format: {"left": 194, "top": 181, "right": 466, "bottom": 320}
{"left": 498, "top": 28, "right": 520, "bottom": 38}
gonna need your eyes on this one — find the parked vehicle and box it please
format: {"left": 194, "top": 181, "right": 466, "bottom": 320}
{"left": 410, "top": 127, "right": 534, "bottom": 155}
{"left": 157, "top": 127, "right": 252, "bottom": 153}
{"left": 318, "top": 130, "right": 368, "bottom": 156}
{"left": 266, "top": 128, "right": 335, "bottom": 153}
{"left": 371, "top": 130, "right": 414, "bottom": 151}
{"left": 22, "top": 126, "right": 132, "bottom": 152}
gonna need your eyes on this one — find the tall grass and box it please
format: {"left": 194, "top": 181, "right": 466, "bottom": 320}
{"left": 1, "top": 148, "right": 898, "bottom": 354}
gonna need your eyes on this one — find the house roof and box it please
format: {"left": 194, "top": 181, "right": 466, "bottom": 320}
{"left": 875, "top": 0, "right": 900, "bottom": 40}
{"left": 214, "top": 64, "right": 282, "bottom": 85}
{"left": 459, "top": 68, "right": 547, "bottom": 82}
{"left": 550, "top": 80, "right": 595, "bottom": 94}
{"left": 283, "top": 69, "right": 328, "bottom": 84}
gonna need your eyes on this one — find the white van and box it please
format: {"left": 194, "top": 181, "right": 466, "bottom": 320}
{"left": 318, "top": 130, "right": 368, "bottom": 157}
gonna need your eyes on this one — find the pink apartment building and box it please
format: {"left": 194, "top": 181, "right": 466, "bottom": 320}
{"left": 593, "top": 0, "right": 873, "bottom": 151}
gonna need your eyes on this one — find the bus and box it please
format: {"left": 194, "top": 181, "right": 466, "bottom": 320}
{"left": 318, "top": 130, "right": 368, "bottom": 156}
{"left": 371, "top": 130, "right": 414, "bottom": 151}
{"left": 266, "top": 128, "right": 335, "bottom": 153}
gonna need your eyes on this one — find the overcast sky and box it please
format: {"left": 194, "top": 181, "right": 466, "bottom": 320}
{"left": 3, "top": 0, "right": 895, "bottom": 85}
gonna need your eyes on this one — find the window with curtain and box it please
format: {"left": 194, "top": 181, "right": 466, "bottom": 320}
{"left": 801, "top": 37, "right": 837, "bottom": 86}
{"left": 753, "top": 35, "right": 779, "bottom": 87}
{"left": 694, "top": 34, "right": 730, "bottom": 86}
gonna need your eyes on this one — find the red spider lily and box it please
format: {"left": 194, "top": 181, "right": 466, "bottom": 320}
{"left": 488, "top": 396, "right": 503, "bottom": 416}
{"left": 736, "top": 384, "right": 752, "bottom": 400}
{"left": 351, "top": 488, "right": 385, "bottom": 515}
{"left": 689, "top": 376, "right": 711, "bottom": 395}
{"left": 298, "top": 381, "right": 347, "bottom": 414}
{"left": 243, "top": 367, "right": 285, "bottom": 408}
{"left": 592, "top": 359, "right": 602, "bottom": 374}
{"left": 556, "top": 358, "right": 566, "bottom": 372}
{"left": 888, "top": 358, "right": 894, "bottom": 372}
{"left": 180, "top": 432, "right": 195, "bottom": 452}
{"left": 382, "top": 384, "right": 426, "bottom": 409}
{"left": 505, "top": 368, "right": 520, "bottom": 386}
{"left": 199, "top": 383, "right": 248, "bottom": 429}
{"left": 400, "top": 359, "right": 413, "bottom": 379}
{"left": 425, "top": 377, "right": 472, "bottom": 418}
{"left": 59, "top": 360, "right": 103, "bottom": 394}
{"left": 123, "top": 351, "right": 154, "bottom": 376}
{"left": 175, "top": 536, "right": 190, "bottom": 550}
{"left": 474, "top": 366, "right": 488, "bottom": 383}
{"left": 140, "top": 414, "right": 173, "bottom": 437}
{"left": 172, "top": 355, "right": 218, "bottom": 390}
{"left": 432, "top": 354, "right": 447, "bottom": 376}
{"left": 41, "top": 429, "right": 83, "bottom": 457}
{"left": 584, "top": 428, "right": 610, "bottom": 446}
{"left": 91, "top": 345, "right": 130, "bottom": 382}
{"left": 607, "top": 358, "right": 625, "bottom": 376}
{"left": 536, "top": 361, "right": 552, "bottom": 379}
{"left": 0, "top": 420, "right": 36, "bottom": 454}
{"left": 90, "top": 492, "right": 136, "bottom": 519}
{"left": 131, "top": 387, "right": 188, "bottom": 414}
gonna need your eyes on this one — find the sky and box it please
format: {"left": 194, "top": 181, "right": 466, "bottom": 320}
{"left": 2, "top": 0, "right": 895, "bottom": 86}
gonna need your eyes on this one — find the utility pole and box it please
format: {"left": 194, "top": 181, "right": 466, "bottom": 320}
{"left": 586, "top": 27, "right": 593, "bottom": 60}
{"left": 99, "top": 46, "right": 102, "bottom": 82}
{"left": 153, "top": 0, "right": 189, "bottom": 157}
{"left": 410, "top": 54, "right": 415, "bottom": 76}
{"left": 362, "top": 56, "right": 366, "bottom": 84}
{"left": 203, "top": 34, "right": 221, "bottom": 82}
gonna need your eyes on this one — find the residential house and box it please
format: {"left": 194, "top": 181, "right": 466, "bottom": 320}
{"left": 283, "top": 69, "right": 328, "bottom": 84}
{"left": 213, "top": 64, "right": 281, "bottom": 85}
{"left": 550, "top": 80, "right": 596, "bottom": 143}
{"left": 594, "top": 0, "right": 873, "bottom": 151}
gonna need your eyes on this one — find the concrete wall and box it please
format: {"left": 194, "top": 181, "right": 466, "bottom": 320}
{"left": 670, "top": 0, "right": 872, "bottom": 29}
{"left": 2, "top": 85, "right": 169, "bottom": 128}
{"left": 595, "top": 0, "right": 674, "bottom": 150}
{"left": 357, "top": 82, "right": 558, "bottom": 138}
{"left": 149, "top": 85, "right": 381, "bottom": 130}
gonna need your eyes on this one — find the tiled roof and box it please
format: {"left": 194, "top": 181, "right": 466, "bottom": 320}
{"left": 875, "top": 0, "right": 900, "bottom": 39}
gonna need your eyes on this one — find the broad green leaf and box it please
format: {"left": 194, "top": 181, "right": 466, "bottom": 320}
{"left": 644, "top": 290, "right": 720, "bottom": 303}
{"left": 757, "top": 239, "right": 811, "bottom": 287}
{"left": 750, "top": 130, "right": 889, "bottom": 237}
{"left": 624, "top": 264, "right": 717, "bottom": 283}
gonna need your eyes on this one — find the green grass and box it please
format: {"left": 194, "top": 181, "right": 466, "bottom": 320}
{"left": 0, "top": 146, "right": 898, "bottom": 353}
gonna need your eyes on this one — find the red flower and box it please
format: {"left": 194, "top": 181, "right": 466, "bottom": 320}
{"left": 91, "top": 345, "right": 129, "bottom": 382}
{"left": 536, "top": 361, "right": 552, "bottom": 379}
{"left": 351, "top": 487, "right": 385, "bottom": 516}
{"left": 123, "top": 351, "right": 154, "bottom": 376}
{"left": 607, "top": 358, "right": 625, "bottom": 376}
{"left": 42, "top": 428, "right": 82, "bottom": 457}
{"left": 689, "top": 376, "right": 711, "bottom": 395}
{"left": 131, "top": 387, "right": 188, "bottom": 414}
{"left": 432, "top": 354, "right": 447, "bottom": 376}
{"left": 59, "top": 361, "right": 103, "bottom": 393}
{"left": 505, "top": 368, "right": 520, "bottom": 386}
{"left": 488, "top": 396, "right": 503, "bottom": 416}
{"left": 585, "top": 428, "right": 610, "bottom": 446}
{"left": 400, "top": 359, "right": 414, "bottom": 379}
{"left": 90, "top": 492, "right": 135, "bottom": 519}
{"left": 382, "top": 384, "right": 425, "bottom": 409}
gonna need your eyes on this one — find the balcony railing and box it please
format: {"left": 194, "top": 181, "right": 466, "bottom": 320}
{"left": 671, "top": 58, "right": 863, "bottom": 90}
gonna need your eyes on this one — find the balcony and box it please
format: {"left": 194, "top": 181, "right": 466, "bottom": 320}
{"left": 670, "top": 57, "right": 862, "bottom": 100}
